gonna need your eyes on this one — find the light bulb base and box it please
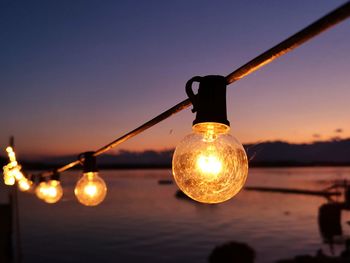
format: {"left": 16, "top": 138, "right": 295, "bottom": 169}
{"left": 51, "top": 171, "right": 60, "bottom": 181}
{"left": 80, "top": 152, "right": 98, "bottom": 173}
{"left": 186, "top": 75, "right": 230, "bottom": 127}
{"left": 38, "top": 174, "right": 46, "bottom": 183}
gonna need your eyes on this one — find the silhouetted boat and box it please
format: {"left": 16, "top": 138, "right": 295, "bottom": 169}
{"left": 158, "top": 179, "right": 173, "bottom": 185}
{"left": 247, "top": 181, "right": 350, "bottom": 259}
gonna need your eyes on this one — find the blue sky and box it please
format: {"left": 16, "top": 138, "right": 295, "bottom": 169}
{"left": 1, "top": 0, "right": 349, "bottom": 157}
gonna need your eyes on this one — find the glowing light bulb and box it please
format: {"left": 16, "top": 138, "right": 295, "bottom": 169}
{"left": 74, "top": 172, "right": 107, "bottom": 206}
{"left": 4, "top": 172, "right": 15, "bottom": 186}
{"left": 2, "top": 164, "right": 23, "bottom": 186}
{"left": 35, "top": 179, "right": 63, "bottom": 203}
{"left": 3, "top": 165, "right": 15, "bottom": 185}
{"left": 18, "top": 178, "right": 32, "bottom": 192}
{"left": 12, "top": 167, "right": 24, "bottom": 181}
{"left": 43, "top": 180, "right": 63, "bottom": 203}
{"left": 173, "top": 122, "right": 248, "bottom": 204}
{"left": 3, "top": 145, "right": 28, "bottom": 187}
{"left": 173, "top": 75, "right": 249, "bottom": 203}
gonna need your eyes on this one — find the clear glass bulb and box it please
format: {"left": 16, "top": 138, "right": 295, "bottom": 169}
{"left": 6, "top": 146, "right": 16, "bottom": 162}
{"left": 74, "top": 172, "right": 107, "bottom": 206}
{"left": 18, "top": 178, "right": 32, "bottom": 192}
{"left": 172, "top": 122, "right": 248, "bottom": 204}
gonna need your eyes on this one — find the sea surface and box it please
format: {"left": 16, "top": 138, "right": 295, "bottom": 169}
{"left": 2, "top": 167, "right": 350, "bottom": 263}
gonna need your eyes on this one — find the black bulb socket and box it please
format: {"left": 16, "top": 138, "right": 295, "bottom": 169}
{"left": 51, "top": 171, "right": 60, "bottom": 181}
{"left": 186, "top": 75, "right": 230, "bottom": 126}
{"left": 80, "top": 151, "right": 98, "bottom": 173}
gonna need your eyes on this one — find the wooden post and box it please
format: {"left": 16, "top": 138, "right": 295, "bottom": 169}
{"left": 0, "top": 193, "right": 13, "bottom": 263}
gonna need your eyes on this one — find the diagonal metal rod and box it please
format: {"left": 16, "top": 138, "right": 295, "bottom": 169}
{"left": 51, "top": 1, "right": 350, "bottom": 175}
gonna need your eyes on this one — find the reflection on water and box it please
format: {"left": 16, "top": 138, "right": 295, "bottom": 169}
{"left": 4, "top": 167, "right": 350, "bottom": 263}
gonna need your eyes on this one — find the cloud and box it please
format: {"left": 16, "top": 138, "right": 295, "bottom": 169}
{"left": 335, "top": 128, "right": 343, "bottom": 133}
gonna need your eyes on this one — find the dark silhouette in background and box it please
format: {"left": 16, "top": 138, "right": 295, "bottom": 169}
{"left": 210, "top": 181, "right": 350, "bottom": 262}
{"left": 317, "top": 181, "right": 350, "bottom": 255}
{"left": 0, "top": 203, "right": 12, "bottom": 263}
{"left": 208, "top": 241, "right": 255, "bottom": 263}
{"left": 4, "top": 138, "right": 350, "bottom": 170}
{"left": 318, "top": 203, "right": 343, "bottom": 254}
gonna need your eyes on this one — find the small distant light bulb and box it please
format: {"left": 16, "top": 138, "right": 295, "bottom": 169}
{"left": 3, "top": 165, "right": 15, "bottom": 186}
{"left": 172, "top": 75, "right": 249, "bottom": 204}
{"left": 3, "top": 146, "right": 27, "bottom": 187}
{"left": 75, "top": 172, "right": 107, "bottom": 206}
{"left": 6, "top": 146, "right": 16, "bottom": 162}
{"left": 12, "top": 167, "right": 24, "bottom": 181}
{"left": 4, "top": 173, "right": 16, "bottom": 186}
{"left": 18, "top": 178, "right": 32, "bottom": 192}
{"left": 43, "top": 180, "right": 63, "bottom": 204}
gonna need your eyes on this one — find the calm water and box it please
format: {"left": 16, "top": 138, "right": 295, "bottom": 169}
{"left": 3, "top": 167, "right": 350, "bottom": 263}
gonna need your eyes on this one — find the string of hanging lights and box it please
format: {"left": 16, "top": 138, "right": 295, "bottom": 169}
{"left": 2, "top": 2, "right": 350, "bottom": 206}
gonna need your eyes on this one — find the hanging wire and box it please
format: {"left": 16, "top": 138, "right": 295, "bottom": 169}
{"left": 28, "top": 1, "right": 350, "bottom": 177}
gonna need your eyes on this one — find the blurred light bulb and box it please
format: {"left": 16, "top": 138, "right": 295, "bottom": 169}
{"left": 35, "top": 182, "right": 49, "bottom": 200}
{"left": 43, "top": 180, "right": 63, "bottom": 203}
{"left": 172, "top": 122, "right": 248, "bottom": 204}
{"left": 12, "top": 167, "right": 24, "bottom": 181}
{"left": 6, "top": 146, "right": 16, "bottom": 162}
{"left": 18, "top": 178, "right": 32, "bottom": 192}
{"left": 4, "top": 173, "right": 15, "bottom": 186}
{"left": 3, "top": 165, "right": 15, "bottom": 185}
{"left": 35, "top": 180, "right": 63, "bottom": 203}
{"left": 3, "top": 146, "right": 27, "bottom": 186}
{"left": 74, "top": 172, "right": 107, "bottom": 206}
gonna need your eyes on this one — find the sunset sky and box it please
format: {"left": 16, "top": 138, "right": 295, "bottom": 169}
{"left": 1, "top": 0, "right": 350, "bottom": 157}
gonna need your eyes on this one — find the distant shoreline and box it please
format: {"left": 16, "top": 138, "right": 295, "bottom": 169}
{"left": 2, "top": 138, "right": 350, "bottom": 170}
{"left": 19, "top": 162, "right": 350, "bottom": 171}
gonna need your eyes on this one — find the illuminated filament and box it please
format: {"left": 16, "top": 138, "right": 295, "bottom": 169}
{"left": 3, "top": 166, "right": 15, "bottom": 186}
{"left": 74, "top": 171, "right": 107, "bottom": 206}
{"left": 46, "top": 186, "right": 58, "bottom": 197}
{"left": 84, "top": 184, "right": 97, "bottom": 197}
{"left": 196, "top": 154, "right": 222, "bottom": 176}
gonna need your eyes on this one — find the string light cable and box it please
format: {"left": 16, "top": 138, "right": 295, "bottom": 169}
{"left": 2, "top": 2, "right": 350, "bottom": 205}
